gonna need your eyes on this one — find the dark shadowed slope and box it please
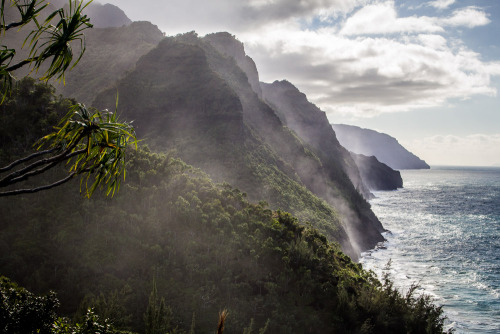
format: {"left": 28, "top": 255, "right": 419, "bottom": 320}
{"left": 332, "top": 124, "right": 430, "bottom": 170}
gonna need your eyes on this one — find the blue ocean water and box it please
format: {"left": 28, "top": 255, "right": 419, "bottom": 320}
{"left": 360, "top": 166, "right": 500, "bottom": 333}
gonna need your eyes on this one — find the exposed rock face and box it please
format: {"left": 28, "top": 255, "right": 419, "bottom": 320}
{"left": 332, "top": 124, "right": 430, "bottom": 170}
{"left": 350, "top": 153, "right": 403, "bottom": 191}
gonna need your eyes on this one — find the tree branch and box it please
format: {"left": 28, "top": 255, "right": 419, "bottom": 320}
{"left": 0, "top": 148, "right": 58, "bottom": 173}
{"left": 5, "top": 58, "right": 38, "bottom": 73}
{"left": 0, "top": 171, "right": 77, "bottom": 197}
{"left": 0, "top": 133, "right": 85, "bottom": 186}
{"left": 0, "top": 147, "right": 87, "bottom": 187}
{"left": 0, "top": 21, "right": 24, "bottom": 31}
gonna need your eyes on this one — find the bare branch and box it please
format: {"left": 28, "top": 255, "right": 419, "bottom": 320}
{"left": 0, "top": 135, "right": 84, "bottom": 186}
{"left": 0, "top": 171, "right": 77, "bottom": 197}
{"left": 0, "top": 148, "right": 57, "bottom": 173}
{"left": 0, "top": 147, "right": 86, "bottom": 187}
{"left": 5, "top": 58, "right": 37, "bottom": 73}
{"left": 0, "top": 21, "right": 23, "bottom": 31}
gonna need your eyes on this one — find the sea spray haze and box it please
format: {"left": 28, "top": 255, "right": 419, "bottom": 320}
{"left": 361, "top": 167, "right": 500, "bottom": 333}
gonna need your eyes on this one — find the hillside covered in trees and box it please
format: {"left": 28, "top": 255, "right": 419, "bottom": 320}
{"left": 1, "top": 78, "right": 449, "bottom": 333}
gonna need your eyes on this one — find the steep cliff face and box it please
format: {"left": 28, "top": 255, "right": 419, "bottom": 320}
{"left": 203, "top": 35, "right": 385, "bottom": 253}
{"left": 93, "top": 37, "right": 247, "bottom": 181}
{"left": 260, "top": 80, "right": 373, "bottom": 200}
{"left": 350, "top": 153, "right": 403, "bottom": 191}
{"left": 332, "top": 124, "right": 430, "bottom": 170}
{"left": 203, "top": 32, "right": 262, "bottom": 97}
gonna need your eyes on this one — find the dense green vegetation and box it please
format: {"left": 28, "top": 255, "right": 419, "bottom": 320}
{"left": 0, "top": 79, "right": 450, "bottom": 333}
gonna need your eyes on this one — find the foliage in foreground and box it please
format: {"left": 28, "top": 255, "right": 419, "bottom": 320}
{"left": 1, "top": 0, "right": 93, "bottom": 98}
{"left": 1, "top": 0, "right": 137, "bottom": 198}
{"left": 0, "top": 276, "right": 115, "bottom": 334}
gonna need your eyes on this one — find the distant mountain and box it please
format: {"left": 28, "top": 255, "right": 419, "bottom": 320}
{"left": 50, "top": 0, "right": 132, "bottom": 28}
{"left": 350, "top": 153, "right": 403, "bottom": 190}
{"left": 85, "top": 3, "right": 132, "bottom": 28}
{"left": 332, "top": 124, "right": 430, "bottom": 170}
{"left": 52, "top": 21, "right": 164, "bottom": 104}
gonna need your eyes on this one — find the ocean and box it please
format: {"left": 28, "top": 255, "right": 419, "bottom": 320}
{"left": 359, "top": 166, "right": 500, "bottom": 333}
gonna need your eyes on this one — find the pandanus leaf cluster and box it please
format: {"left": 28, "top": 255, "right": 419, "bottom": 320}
{"left": 0, "top": 100, "right": 137, "bottom": 197}
{"left": 39, "top": 102, "right": 137, "bottom": 197}
{"left": 0, "top": 0, "right": 93, "bottom": 100}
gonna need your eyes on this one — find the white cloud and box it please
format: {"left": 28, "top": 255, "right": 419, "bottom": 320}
{"left": 404, "top": 134, "right": 500, "bottom": 166}
{"left": 101, "top": 0, "right": 367, "bottom": 35}
{"left": 245, "top": 21, "right": 500, "bottom": 117}
{"left": 340, "top": 2, "right": 490, "bottom": 36}
{"left": 340, "top": 2, "right": 443, "bottom": 35}
{"left": 427, "top": 0, "right": 455, "bottom": 10}
{"left": 441, "top": 7, "right": 491, "bottom": 28}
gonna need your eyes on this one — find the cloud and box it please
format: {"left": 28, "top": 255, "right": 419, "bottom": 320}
{"left": 440, "top": 7, "right": 491, "bottom": 28}
{"left": 427, "top": 0, "right": 455, "bottom": 10}
{"left": 404, "top": 134, "right": 500, "bottom": 166}
{"left": 340, "top": 2, "right": 490, "bottom": 36}
{"left": 245, "top": 21, "right": 500, "bottom": 117}
{"left": 243, "top": 0, "right": 367, "bottom": 23}
{"left": 340, "top": 2, "right": 443, "bottom": 35}
{"left": 100, "top": 0, "right": 367, "bottom": 35}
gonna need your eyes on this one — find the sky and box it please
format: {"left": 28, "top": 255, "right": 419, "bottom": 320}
{"left": 100, "top": 0, "right": 500, "bottom": 166}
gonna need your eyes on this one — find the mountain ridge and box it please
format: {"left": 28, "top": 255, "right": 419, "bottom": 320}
{"left": 91, "top": 31, "right": 388, "bottom": 256}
